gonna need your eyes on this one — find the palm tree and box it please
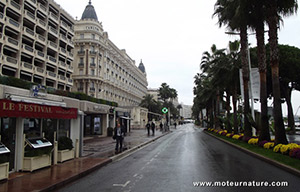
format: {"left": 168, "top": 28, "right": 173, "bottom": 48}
{"left": 265, "top": 0, "right": 298, "bottom": 144}
{"left": 248, "top": 0, "right": 270, "bottom": 141}
{"left": 140, "top": 94, "right": 158, "bottom": 113}
{"left": 214, "top": 0, "right": 252, "bottom": 137}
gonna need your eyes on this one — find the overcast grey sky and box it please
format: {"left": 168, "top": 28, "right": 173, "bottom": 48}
{"left": 55, "top": 0, "right": 300, "bottom": 115}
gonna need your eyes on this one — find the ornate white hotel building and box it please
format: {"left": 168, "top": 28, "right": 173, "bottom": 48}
{"left": 73, "top": 1, "right": 148, "bottom": 107}
{"left": 0, "top": 0, "right": 148, "bottom": 107}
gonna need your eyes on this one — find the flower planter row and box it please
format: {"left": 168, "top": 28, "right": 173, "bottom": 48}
{"left": 207, "top": 128, "right": 300, "bottom": 160}
{"left": 22, "top": 149, "right": 75, "bottom": 172}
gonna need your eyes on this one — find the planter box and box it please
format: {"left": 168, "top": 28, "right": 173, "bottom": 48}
{"left": 0, "top": 162, "right": 9, "bottom": 181}
{"left": 58, "top": 149, "right": 74, "bottom": 163}
{"left": 23, "top": 154, "right": 51, "bottom": 172}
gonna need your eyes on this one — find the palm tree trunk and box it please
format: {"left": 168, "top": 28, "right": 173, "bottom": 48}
{"left": 256, "top": 22, "right": 270, "bottom": 141}
{"left": 232, "top": 83, "right": 238, "bottom": 134}
{"left": 284, "top": 85, "right": 295, "bottom": 134}
{"left": 267, "top": 1, "right": 288, "bottom": 144}
{"left": 240, "top": 26, "right": 252, "bottom": 137}
{"left": 225, "top": 91, "right": 232, "bottom": 133}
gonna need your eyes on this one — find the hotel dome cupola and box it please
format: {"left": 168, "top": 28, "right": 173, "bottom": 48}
{"left": 81, "top": 0, "right": 98, "bottom": 21}
{"left": 138, "top": 60, "right": 146, "bottom": 74}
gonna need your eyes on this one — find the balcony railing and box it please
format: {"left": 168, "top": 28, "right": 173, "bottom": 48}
{"left": 24, "top": 27, "right": 34, "bottom": 36}
{"left": 35, "top": 66, "right": 44, "bottom": 74}
{"left": 23, "top": 44, "right": 34, "bottom": 52}
{"left": 10, "top": 0, "right": 21, "bottom": 10}
{"left": 59, "top": 61, "right": 66, "bottom": 67}
{"left": 48, "top": 26, "right": 58, "bottom": 35}
{"left": 7, "top": 37, "right": 19, "bottom": 46}
{"left": 47, "top": 71, "right": 56, "bottom": 78}
{"left": 22, "top": 62, "right": 33, "bottom": 70}
{"left": 59, "top": 75, "right": 66, "bottom": 81}
{"left": 37, "top": 50, "right": 45, "bottom": 58}
{"left": 48, "top": 56, "right": 57, "bottom": 63}
{"left": 38, "top": 19, "right": 46, "bottom": 28}
{"left": 38, "top": 3, "right": 47, "bottom": 12}
{"left": 25, "top": 10, "right": 35, "bottom": 20}
{"left": 8, "top": 18, "right": 20, "bottom": 28}
{"left": 6, "top": 56, "right": 17, "bottom": 64}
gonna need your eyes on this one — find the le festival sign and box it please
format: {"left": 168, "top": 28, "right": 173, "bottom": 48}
{"left": 0, "top": 99, "right": 77, "bottom": 119}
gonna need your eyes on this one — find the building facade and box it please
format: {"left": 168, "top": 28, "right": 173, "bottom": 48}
{"left": 0, "top": 0, "right": 75, "bottom": 91}
{"left": 72, "top": 1, "right": 148, "bottom": 135}
{"left": 72, "top": 1, "right": 148, "bottom": 107}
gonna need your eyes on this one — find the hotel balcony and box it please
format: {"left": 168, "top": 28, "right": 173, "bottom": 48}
{"left": 5, "top": 16, "right": 20, "bottom": 32}
{"left": 24, "top": 10, "right": 36, "bottom": 23}
{"left": 8, "top": 0, "right": 21, "bottom": 14}
{"left": 4, "top": 36, "right": 19, "bottom": 50}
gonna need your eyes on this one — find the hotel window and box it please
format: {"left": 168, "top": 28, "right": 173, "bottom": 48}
{"left": 80, "top": 46, "right": 84, "bottom": 52}
{"left": 80, "top": 34, "right": 84, "bottom": 39}
{"left": 91, "top": 57, "right": 95, "bottom": 65}
{"left": 91, "top": 69, "right": 95, "bottom": 76}
{"left": 92, "top": 34, "right": 95, "bottom": 39}
{"left": 80, "top": 58, "right": 84, "bottom": 65}
{"left": 79, "top": 69, "right": 83, "bottom": 75}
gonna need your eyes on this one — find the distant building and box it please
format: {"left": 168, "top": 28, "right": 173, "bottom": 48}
{"left": 148, "top": 88, "right": 160, "bottom": 101}
{"left": 180, "top": 104, "right": 192, "bottom": 119}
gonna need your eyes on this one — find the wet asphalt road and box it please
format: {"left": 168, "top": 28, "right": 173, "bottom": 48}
{"left": 58, "top": 124, "right": 300, "bottom": 192}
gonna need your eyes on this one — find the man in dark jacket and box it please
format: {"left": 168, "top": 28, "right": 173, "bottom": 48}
{"left": 151, "top": 122, "right": 155, "bottom": 136}
{"left": 114, "top": 123, "right": 125, "bottom": 153}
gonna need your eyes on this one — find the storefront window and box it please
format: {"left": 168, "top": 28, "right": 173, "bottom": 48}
{"left": 58, "top": 119, "right": 70, "bottom": 139}
{"left": 42, "top": 119, "right": 57, "bottom": 143}
{"left": 24, "top": 118, "right": 41, "bottom": 138}
{"left": 0, "top": 118, "right": 16, "bottom": 171}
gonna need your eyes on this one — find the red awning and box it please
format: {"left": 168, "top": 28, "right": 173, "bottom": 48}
{"left": 0, "top": 99, "right": 77, "bottom": 119}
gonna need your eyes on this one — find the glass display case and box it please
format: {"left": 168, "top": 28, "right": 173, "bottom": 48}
{"left": 25, "top": 138, "right": 52, "bottom": 149}
{"left": 0, "top": 142, "right": 10, "bottom": 155}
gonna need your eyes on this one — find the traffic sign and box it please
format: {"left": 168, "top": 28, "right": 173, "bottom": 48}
{"left": 162, "top": 107, "right": 168, "bottom": 114}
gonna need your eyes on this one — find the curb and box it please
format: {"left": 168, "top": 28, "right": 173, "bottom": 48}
{"left": 204, "top": 130, "right": 300, "bottom": 178}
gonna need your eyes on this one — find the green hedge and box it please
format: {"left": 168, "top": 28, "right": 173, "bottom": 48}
{"left": 0, "top": 75, "right": 118, "bottom": 107}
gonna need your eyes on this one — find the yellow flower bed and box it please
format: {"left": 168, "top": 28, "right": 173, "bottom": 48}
{"left": 248, "top": 138, "right": 259, "bottom": 145}
{"left": 273, "top": 144, "right": 283, "bottom": 153}
{"left": 279, "top": 143, "right": 300, "bottom": 154}
{"left": 232, "top": 135, "right": 241, "bottom": 140}
{"left": 263, "top": 142, "right": 274, "bottom": 149}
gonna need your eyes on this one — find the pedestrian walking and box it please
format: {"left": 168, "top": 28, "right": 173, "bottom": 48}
{"left": 113, "top": 123, "right": 125, "bottom": 153}
{"left": 146, "top": 122, "right": 151, "bottom": 136}
{"left": 159, "top": 122, "right": 163, "bottom": 132}
{"left": 151, "top": 121, "right": 155, "bottom": 136}
{"left": 174, "top": 122, "right": 177, "bottom": 129}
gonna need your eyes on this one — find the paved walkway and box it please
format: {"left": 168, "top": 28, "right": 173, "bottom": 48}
{"left": 0, "top": 128, "right": 170, "bottom": 192}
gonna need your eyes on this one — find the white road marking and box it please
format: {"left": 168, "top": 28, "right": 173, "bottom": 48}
{"left": 113, "top": 180, "right": 131, "bottom": 187}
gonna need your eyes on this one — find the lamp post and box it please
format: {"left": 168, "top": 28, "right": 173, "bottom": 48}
{"left": 225, "top": 31, "right": 256, "bottom": 135}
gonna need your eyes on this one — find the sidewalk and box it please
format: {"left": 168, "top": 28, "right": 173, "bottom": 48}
{"left": 0, "top": 128, "right": 169, "bottom": 192}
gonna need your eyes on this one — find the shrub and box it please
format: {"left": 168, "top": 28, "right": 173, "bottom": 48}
{"left": 24, "top": 146, "right": 52, "bottom": 157}
{"left": 58, "top": 136, "right": 73, "bottom": 150}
